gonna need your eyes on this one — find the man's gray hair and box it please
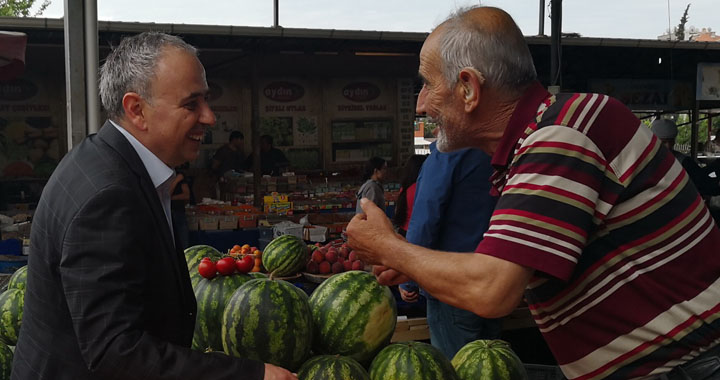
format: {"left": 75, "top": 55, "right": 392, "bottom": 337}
{"left": 437, "top": 6, "right": 537, "bottom": 96}
{"left": 99, "top": 32, "right": 198, "bottom": 119}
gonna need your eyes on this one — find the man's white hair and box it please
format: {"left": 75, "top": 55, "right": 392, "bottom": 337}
{"left": 437, "top": 6, "right": 537, "bottom": 96}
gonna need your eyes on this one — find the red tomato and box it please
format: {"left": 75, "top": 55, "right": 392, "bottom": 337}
{"left": 216, "top": 257, "right": 236, "bottom": 276}
{"left": 235, "top": 255, "right": 254, "bottom": 273}
{"left": 198, "top": 260, "right": 217, "bottom": 279}
{"left": 201, "top": 257, "right": 213, "bottom": 263}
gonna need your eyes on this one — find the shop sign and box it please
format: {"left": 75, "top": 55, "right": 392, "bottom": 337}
{"left": 264, "top": 82, "right": 304, "bottom": 102}
{"left": 588, "top": 79, "right": 692, "bottom": 111}
{"left": 0, "top": 78, "right": 37, "bottom": 101}
{"left": 342, "top": 82, "right": 380, "bottom": 102}
{"left": 697, "top": 63, "right": 720, "bottom": 101}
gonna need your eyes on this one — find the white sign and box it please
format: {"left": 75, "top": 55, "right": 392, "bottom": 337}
{"left": 697, "top": 63, "right": 720, "bottom": 101}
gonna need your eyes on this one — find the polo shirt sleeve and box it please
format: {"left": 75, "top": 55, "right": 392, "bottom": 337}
{"left": 476, "top": 125, "right": 611, "bottom": 281}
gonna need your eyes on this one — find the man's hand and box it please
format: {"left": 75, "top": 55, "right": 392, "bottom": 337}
{"left": 372, "top": 266, "right": 411, "bottom": 286}
{"left": 346, "top": 198, "right": 398, "bottom": 266}
{"left": 263, "top": 364, "right": 297, "bottom": 380}
{"left": 399, "top": 287, "right": 419, "bottom": 303}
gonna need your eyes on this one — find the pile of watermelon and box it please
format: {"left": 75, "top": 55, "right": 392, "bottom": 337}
{"left": 1, "top": 265, "right": 28, "bottom": 379}
{"left": 183, "top": 238, "right": 528, "bottom": 379}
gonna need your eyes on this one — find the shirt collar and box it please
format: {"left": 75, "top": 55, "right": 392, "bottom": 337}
{"left": 490, "top": 81, "right": 551, "bottom": 170}
{"left": 110, "top": 120, "right": 174, "bottom": 189}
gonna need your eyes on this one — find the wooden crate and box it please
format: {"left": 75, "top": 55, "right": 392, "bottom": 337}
{"left": 391, "top": 317, "right": 430, "bottom": 342}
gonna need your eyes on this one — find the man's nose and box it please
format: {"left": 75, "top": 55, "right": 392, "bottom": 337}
{"left": 416, "top": 84, "right": 427, "bottom": 115}
{"left": 199, "top": 101, "right": 216, "bottom": 126}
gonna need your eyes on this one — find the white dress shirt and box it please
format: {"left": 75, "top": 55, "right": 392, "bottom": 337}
{"left": 110, "top": 121, "right": 175, "bottom": 245}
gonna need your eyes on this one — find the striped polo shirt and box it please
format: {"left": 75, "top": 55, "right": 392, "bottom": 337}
{"left": 476, "top": 82, "right": 720, "bottom": 379}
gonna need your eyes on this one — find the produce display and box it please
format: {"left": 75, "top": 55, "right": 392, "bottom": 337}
{"left": 7, "top": 265, "right": 27, "bottom": 291}
{"left": 308, "top": 271, "right": 397, "bottom": 364}
{"left": 192, "top": 273, "right": 253, "bottom": 352}
{"left": 222, "top": 278, "right": 313, "bottom": 371}
{"left": 0, "top": 340, "right": 11, "bottom": 380}
{"left": 262, "top": 235, "right": 308, "bottom": 277}
{"left": 451, "top": 340, "right": 528, "bottom": 380}
{"left": 369, "top": 341, "right": 460, "bottom": 380}
{"left": 297, "top": 354, "right": 369, "bottom": 380}
{"left": 305, "top": 241, "right": 365, "bottom": 275}
{"left": 179, "top": 238, "right": 529, "bottom": 377}
{"left": 0, "top": 288, "right": 23, "bottom": 346}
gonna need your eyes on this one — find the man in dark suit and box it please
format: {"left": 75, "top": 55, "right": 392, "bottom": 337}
{"left": 12, "top": 32, "right": 296, "bottom": 380}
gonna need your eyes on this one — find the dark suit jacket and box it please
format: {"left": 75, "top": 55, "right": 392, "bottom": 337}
{"left": 12, "top": 122, "right": 264, "bottom": 379}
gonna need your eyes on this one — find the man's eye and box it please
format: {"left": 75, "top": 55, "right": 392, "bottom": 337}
{"left": 184, "top": 102, "right": 197, "bottom": 110}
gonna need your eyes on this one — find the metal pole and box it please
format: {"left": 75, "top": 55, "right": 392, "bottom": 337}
{"left": 538, "top": 0, "right": 545, "bottom": 36}
{"left": 64, "top": 0, "right": 88, "bottom": 149}
{"left": 273, "top": 0, "right": 279, "bottom": 27}
{"left": 251, "top": 59, "right": 262, "bottom": 208}
{"left": 550, "top": 0, "right": 562, "bottom": 88}
{"left": 84, "top": 0, "right": 100, "bottom": 134}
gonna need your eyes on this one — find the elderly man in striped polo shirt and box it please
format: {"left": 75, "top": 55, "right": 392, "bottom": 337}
{"left": 348, "top": 5, "right": 720, "bottom": 380}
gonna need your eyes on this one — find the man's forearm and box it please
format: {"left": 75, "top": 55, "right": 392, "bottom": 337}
{"left": 382, "top": 238, "right": 532, "bottom": 318}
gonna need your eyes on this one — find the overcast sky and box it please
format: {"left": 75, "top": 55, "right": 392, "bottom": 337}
{"left": 36, "top": 0, "right": 719, "bottom": 40}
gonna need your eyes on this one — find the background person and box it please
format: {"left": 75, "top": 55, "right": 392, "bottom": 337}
{"left": 211, "top": 130, "right": 246, "bottom": 178}
{"left": 245, "top": 134, "right": 289, "bottom": 176}
{"left": 650, "top": 118, "right": 720, "bottom": 198}
{"left": 392, "top": 154, "right": 427, "bottom": 236}
{"left": 12, "top": 32, "right": 296, "bottom": 380}
{"left": 398, "top": 141, "right": 500, "bottom": 360}
{"left": 355, "top": 156, "right": 387, "bottom": 214}
{"left": 347, "top": 6, "right": 720, "bottom": 379}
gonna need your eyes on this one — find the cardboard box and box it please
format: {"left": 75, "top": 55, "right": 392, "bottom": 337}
{"left": 198, "top": 216, "right": 219, "bottom": 231}
{"left": 218, "top": 215, "right": 239, "bottom": 230}
{"left": 391, "top": 317, "right": 430, "bottom": 342}
{"left": 237, "top": 213, "right": 257, "bottom": 228}
{"left": 186, "top": 215, "right": 199, "bottom": 231}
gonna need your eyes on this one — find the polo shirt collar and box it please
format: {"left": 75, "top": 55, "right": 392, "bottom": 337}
{"left": 490, "top": 81, "right": 551, "bottom": 170}
{"left": 109, "top": 120, "right": 174, "bottom": 189}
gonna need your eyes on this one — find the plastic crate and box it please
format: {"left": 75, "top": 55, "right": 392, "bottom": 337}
{"left": 524, "top": 364, "right": 566, "bottom": 380}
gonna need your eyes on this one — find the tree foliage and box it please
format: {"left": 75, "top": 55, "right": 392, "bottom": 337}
{"left": 0, "top": 0, "right": 51, "bottom": 17}
{"left": 675, "top": 3, "right": 691, "bottom": 41}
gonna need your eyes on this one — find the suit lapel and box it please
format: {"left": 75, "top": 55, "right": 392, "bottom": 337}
{"left": 96, "top": 122, "right": 193, "bottom": 303}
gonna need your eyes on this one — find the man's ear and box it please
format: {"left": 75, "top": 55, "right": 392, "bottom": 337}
{"left": 121, "top": 92, "right": 148, "bottom": 131}
{"left": 456, "top": 67, "right": 485, "bottom": 113}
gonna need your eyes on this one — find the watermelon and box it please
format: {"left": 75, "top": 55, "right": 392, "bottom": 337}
{"left": 452, "top": 340, "right": 528, "bottom": 380}
{"left": 192, "top": 273, "right": 253, "bottom": 351}
{"left": 248, "top": 272, "right": 268, "bottom": 279}
{"left": 7, "top": 265, "right": 27, "bottom": 291}
{"left": 308, "top": 270, "right": 397, "bottom": 364}
{"left": 184, "top": 245, "right": 223, "bottom": 288}
{"left": 222, "top": 278, "right": 313, "bottom": 371}
{"left": 298, "top": 355, "right": 369, "bottom": 380}
{"left": 369, "top": 341, "right": 460, "bottom": 380}
{"left": 0, "top": 289, "right": 24, "bottom": 346}
{"left": 0, "top": 340, "right": 11, "bottom": 380}
{"left": 262, "top": 235, "right": 308, "bottom": 277}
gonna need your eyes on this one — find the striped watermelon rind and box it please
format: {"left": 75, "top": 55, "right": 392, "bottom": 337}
{"left": 0, "top": 340, "right": 11, "bottom": 380}
{"left": 451, "top": 339, "right": 528, "bottom": 380}
{"left": 369, "top": 341, "right": 460, "bottom": 380}
{"left": 0, "top": 288, "right": 24, "bottom": 346}
{"left": 7, "top": 265, "right": 27, "bottom": 291}
{"left": 298, "top": 355, "right": 370, "bottom": 380}
{"left": 308, "top": 270, "right": 397, "bottom": 364}
{"left": 184, "top": 245, "right": 223, "bottom": 288}
{"left": 192, "top": 273, "right": 253, "bottom": 351}
{"left": 262, "top": 235, "right": 308, "bottom": 277}
{"left": 248, "top": 272, "right": 268, "bottom": 279}
{"left": 222, "top": 278, "right": 313, "bottom": 371}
